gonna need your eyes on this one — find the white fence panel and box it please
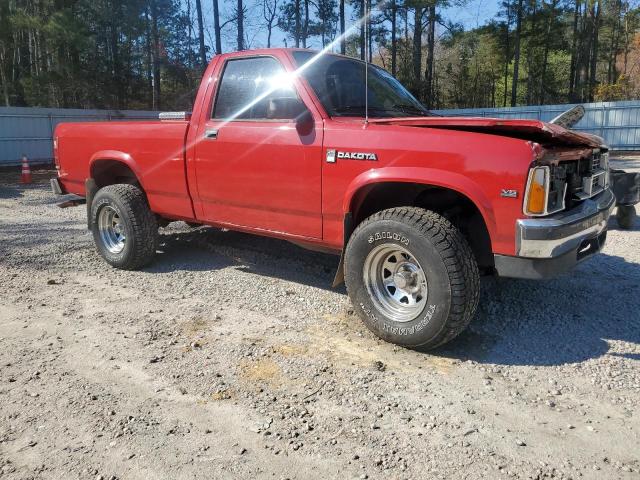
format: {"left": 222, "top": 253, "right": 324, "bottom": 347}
{"left": 433, "top": 100, "right": 640, "bottom": 150}
{"left": 0, "top": 107, "right": 158, "bottom": 166}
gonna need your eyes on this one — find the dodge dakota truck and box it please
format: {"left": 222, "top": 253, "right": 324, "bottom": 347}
{"left": 52, "top": 48, "right": 615, "bottom": 349}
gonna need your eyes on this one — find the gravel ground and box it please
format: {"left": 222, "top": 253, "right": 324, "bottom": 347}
{"left": 1, "top": 169, "right": 639, "bottom": 480}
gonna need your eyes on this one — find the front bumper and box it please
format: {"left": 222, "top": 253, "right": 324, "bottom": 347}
{"left": 494, "top": 188, "right": 616, "bottom": 279}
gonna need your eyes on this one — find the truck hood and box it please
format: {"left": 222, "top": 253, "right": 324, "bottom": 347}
{"left": 368, "top": 116, "right": 603, "bottom": 148}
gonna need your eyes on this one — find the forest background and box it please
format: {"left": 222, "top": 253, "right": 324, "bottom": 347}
{"left": 1, "top": 0, "right": 639, "bottom": 112}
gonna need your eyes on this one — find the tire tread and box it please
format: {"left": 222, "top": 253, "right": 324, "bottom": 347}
{"left": 346, "top": 207, "right": 480, "bottom": 349}
{"left": 92, "top": 184, "right": 157, "bottom": 270}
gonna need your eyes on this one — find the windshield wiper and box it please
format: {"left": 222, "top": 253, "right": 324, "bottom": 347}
{"left": 391, "top": 104, "right": 432, "bottom": 116}
{"left": 334, "top": 104, "right": 431, "bottom": 117}
{"left": 334, "top": 105, "right": 385, "bottom": 113}
{"left": 333, "top": 105, "right": 400, "bottom": 117}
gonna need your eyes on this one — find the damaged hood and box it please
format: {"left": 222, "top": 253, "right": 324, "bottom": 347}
{"left": 368, "top": 116, "right": 603, "bottom": 148}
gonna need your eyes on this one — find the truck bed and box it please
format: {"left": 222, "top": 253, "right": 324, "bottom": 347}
{"left": 55, "top": 121, "right": 194, "bottom": 219}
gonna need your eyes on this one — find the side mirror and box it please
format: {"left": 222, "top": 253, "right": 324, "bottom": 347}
{"left": 266, "top": 97, "right": 314, "bottom": 136}
{"left": 267, "top": 97, "right": 304, "bottom": 120}
{"left": 296, "top": 109, "right": 314, "bottom": 136}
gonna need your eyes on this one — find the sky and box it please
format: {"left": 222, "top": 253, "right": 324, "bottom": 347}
{"left": 193, "top": 0, "right": 501, "bottom": 54}
{"left": 442, "top": 0, "right": 501, "bottom": 30}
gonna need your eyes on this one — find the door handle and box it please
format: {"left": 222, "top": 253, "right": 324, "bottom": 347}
{"left": 205, "top": 129, "right": 218, "bottom": 140}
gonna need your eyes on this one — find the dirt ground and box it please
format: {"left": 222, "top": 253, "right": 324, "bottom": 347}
{"left": 0, "top": 168, "right": 639, "bottom": 480}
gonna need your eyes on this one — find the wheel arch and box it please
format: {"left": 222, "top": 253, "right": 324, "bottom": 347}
{"left": 343, "top": 167, "right": 496, "bottom": 236}
{"left": 333, "top": 168, "right": 496, "bottom": 286}
{"left": 89, "top": 151, "right": 144, "bottom": 189}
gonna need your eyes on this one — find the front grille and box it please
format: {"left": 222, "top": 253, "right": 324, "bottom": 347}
{"left": 561, "top": 149, "right": 609, "bottom": 208}
{"left": 578, "top": 170, "right": 607, "bottom": 200}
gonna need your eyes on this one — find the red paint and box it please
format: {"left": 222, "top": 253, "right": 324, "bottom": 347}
{"left": 55, "top": 48, "right": 600, "bottom": 257}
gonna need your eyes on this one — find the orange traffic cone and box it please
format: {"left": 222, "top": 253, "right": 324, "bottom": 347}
{"left": 21, "top": 155, "right": 32, "bottom": 184}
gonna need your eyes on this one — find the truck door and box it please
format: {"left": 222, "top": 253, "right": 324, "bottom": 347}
{"left": 193, "top": 55, "right": 323, "bottom": 239}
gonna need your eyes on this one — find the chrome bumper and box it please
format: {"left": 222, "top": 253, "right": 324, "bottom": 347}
{"left": 494, "top": 189, "right": 615, "bottom": 279}
{"left": 516, "top": 188, "right": 615, "bottom": 258}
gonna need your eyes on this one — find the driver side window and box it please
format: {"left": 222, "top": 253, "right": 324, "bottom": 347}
{"left": 213, "top": 57, "right": 305, "bottom": 121}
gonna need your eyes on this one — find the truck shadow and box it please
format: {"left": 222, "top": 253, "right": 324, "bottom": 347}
{"left": 439, "top": 253, "right": 640, "bottom": 366}
{"left": 154, "top": 226, "right": 639, "bottom": 367}
{"left": 152, "top": 226, "right": 341, "bottom": 291}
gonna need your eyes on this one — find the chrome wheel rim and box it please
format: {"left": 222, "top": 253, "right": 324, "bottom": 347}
{"left": 363, "top": 244, "right": 428, "bottom": 323}
{"left": 98, "top": 206, "right": 126, "bottom": 254}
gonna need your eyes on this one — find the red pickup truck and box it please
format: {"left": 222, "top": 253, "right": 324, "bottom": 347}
{"left": 52, "top": 48, "right": 615, "bottom": 349}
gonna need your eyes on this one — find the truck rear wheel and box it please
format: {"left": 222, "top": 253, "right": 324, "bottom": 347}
{"left": 90, "top": 184, "right": 158, "bottom": 270}
{"left": 344, "top": 207, "right": 479, "bottom": 349}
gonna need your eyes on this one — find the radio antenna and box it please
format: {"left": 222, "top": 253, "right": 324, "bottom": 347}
{"left": 364, "top": 0, "right": 369, "bottom": 126}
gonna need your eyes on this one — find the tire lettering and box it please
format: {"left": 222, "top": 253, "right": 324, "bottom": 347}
{"left": 367, "top": 231, "right": 409, "bottom": 246}
{"left": 381, "top": 304, "right": 436, "bottom": 335}
{"left": 94, "top": 199, "right": 120, "bottom": 217}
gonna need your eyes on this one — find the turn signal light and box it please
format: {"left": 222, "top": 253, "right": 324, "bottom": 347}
{"left": 524, "top": 166, "right": 549, "bottom": 216}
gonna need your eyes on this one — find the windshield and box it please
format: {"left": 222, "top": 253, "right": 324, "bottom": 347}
{"left": 292, "top": 51, "right": 432, "bottom": 118}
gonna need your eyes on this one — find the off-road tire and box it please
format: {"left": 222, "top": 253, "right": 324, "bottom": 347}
{"left": 616, "top": 205, "right": 636, "bottom": 230}
{"left": 344, "top": 207, "right": 480, "bottom": 349}
{"left": 90, "top": 184, "right": 158, "bottom": 270}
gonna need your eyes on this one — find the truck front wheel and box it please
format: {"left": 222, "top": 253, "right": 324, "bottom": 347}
{"left": 90, "top": 184, "right": 158, "bottom": 270}
{"left": 344, "top": 207, "right": 479, "bottom": 350}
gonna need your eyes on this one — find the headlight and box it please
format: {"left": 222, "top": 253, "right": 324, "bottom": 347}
{"left": 523, "top": 166, "right": 566, "bottom": 216}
